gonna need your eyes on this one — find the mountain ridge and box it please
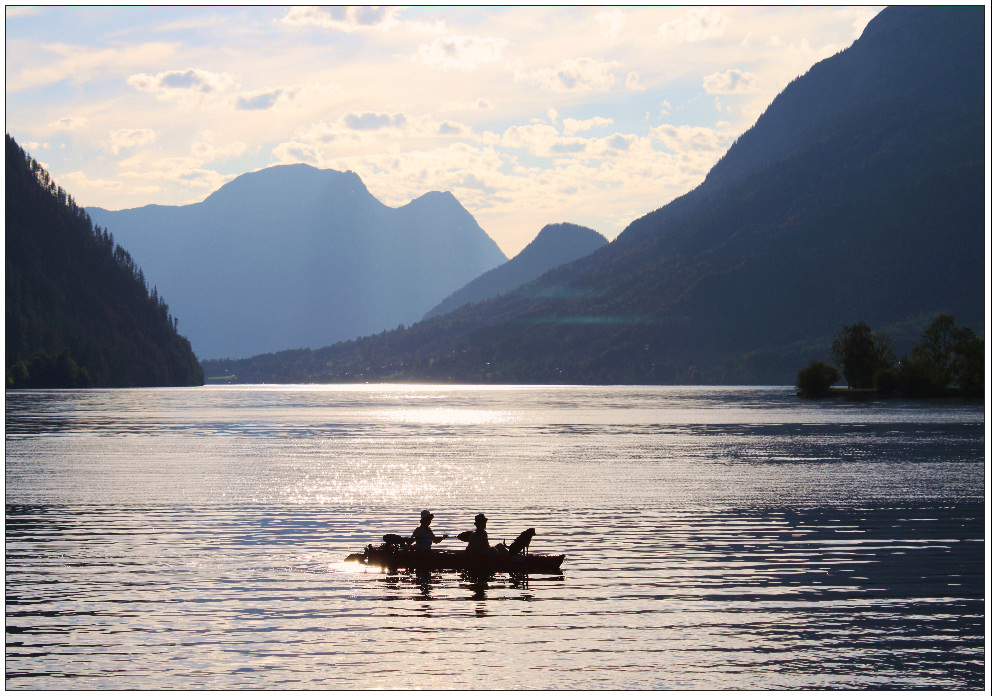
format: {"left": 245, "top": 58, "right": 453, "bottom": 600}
{"left": 87, "top": 165, "right": 507, "bottom": 359}
{"left": 424, "top": 222, "right": 608, "bottom": 320}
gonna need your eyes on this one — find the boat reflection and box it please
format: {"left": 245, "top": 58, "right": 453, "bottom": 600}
{"left": 371, "top": 567, "right": 562, "bottom": 603}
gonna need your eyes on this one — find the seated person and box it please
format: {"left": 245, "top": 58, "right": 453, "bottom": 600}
{"left": 410, "top": 510, "right": 446, "bottom": 551}
{"left": 465, "top": 513, "right": 507, "bottom": 556}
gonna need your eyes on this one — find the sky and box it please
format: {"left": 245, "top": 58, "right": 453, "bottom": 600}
{"left": 5, "top": 5, "right": 883, "bottom": 257}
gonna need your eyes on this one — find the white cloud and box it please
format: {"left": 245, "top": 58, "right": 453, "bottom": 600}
{"left": 703, "top": 69, "right": 756, "bottom": 94}
{"left": 107, "top": 128, "right": 157, "bottom": 154}
{"left": 48, "top": 116, "right": 88, "bottom": 131}
{"left": 127, "top": 68, "right": 239, "bottom": 96}
{"left": 116, "top": 153, "right": 234, "bottom": 195}
{"left": 438, "top": 120, "right": 471, "bottom": 136}
{"left": 597, "top": 9, "right": 625, "bottom": 40}
{"left": 562, "top": 117, "right": 613, "bottom": 135}
{"left": 501, "top": 123, "right": 574, "bottom": 156}
{"left": 6, "top": 40, "right": 177, "bottom": 92}
{"left": 280, "top": 6, "right": 400, "bottom": 32}
{"left": 651, "top": 123, "right": 737, "bottom": 179}
{"left": 190, "top": 136, "right": 249, "bottom": 163}
{"left": 625, "top": 71, "right": 645, "bottom": 92}
{"left": 62, "top": 170, "right": 124, "bottom": 193}
{"left": 343, "top": 111, "right": 407, "bottom": 131}
{"left": 517, "top": 57, "right": 620, "bottom": 93}
{"left": 272, "top": 140, "right": 321, "bottom": 165}
{"left": 235, "top": 89, "right": 284, "bottom": 111}
{"left": 413, "top": 35, "right": 510, "bottom": 71}
{"left": 658, "top": 8, "right": 727, "bottom": 43}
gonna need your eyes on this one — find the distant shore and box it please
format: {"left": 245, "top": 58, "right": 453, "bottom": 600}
{"left": 807, "top": 387, "right": 983, "bottom": 402}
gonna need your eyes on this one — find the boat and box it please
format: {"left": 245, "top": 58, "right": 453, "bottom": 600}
{"left": 345, "top": 528, "right": 565, "bottom": 574}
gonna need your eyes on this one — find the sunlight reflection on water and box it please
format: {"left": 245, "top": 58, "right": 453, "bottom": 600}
{"left": 4, "top": 385, "right": 985, "bottom": 689}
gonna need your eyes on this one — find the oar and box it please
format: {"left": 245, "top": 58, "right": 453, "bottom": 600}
{"left": 383, "top": 532, "right": 464, "bottom": 546}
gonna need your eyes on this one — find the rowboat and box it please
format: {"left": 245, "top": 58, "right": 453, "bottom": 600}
{"left": 345, "top": 527, "right": 565, "bottom": 574}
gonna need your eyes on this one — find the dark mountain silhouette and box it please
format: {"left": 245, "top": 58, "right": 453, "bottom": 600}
{"left": 424, "top": 223, "right": 607, "bottom": 320}
{"left": 201, "top": 5, "right": 985, "bottom": 385}
{"left": 5, "top": 134, "right": 203, "bottom": 388}
{"left": 87, "top": 165, "right": 507, "bottom": 359}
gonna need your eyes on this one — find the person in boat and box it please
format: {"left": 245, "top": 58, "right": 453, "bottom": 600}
{"left": 410, "top": 510, "right": 446, "bottom": 551}
{"left": 465, "top": 513, "right": 508, "bottom": 556}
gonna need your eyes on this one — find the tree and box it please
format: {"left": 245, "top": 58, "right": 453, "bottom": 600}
{"left": 906, "top": 314, "right": 984, "bottom": 396}
{"left": 911, "top": 313, "right": 958, "bottom": 388}
{"left": 831, "top": 322, "right": 895, "bottom": 389}
{"left": 796, "top": 360, "right": 840, "bottom": 397}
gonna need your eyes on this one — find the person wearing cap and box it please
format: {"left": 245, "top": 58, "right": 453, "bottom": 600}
{"left": 410, "top": 510, "right": 446, "bottom": 551}
{"left": 465, "top": 513, "right": 491, "bottom": 554}
{"left": 465, "top": 513, "right": 508, "bottom": 556}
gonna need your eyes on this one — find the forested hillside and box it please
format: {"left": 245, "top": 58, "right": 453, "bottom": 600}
{"left": 6, "top": 135, "right": 203, "bottom": 388}
{"left": 202, "top": 6, "right": 984, "bottom": 386}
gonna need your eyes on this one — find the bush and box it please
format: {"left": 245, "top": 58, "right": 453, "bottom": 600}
{"left": 874, "top": 366, "right": 901, "bottom": 394}
{"left": 796, "top": 360, "right": 840, "bottom": 397}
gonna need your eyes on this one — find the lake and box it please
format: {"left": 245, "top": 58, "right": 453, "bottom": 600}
{"left": 4, "top": 385, "right": 985, "bottom": 689}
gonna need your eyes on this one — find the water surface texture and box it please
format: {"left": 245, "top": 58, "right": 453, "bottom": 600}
{"left": 5, "top": 385, "right": 985, "bottom": 689}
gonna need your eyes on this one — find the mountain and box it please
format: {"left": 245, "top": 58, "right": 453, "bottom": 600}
{"left": 5, "top": 135, "right": 203, "bottom": 388}
{"left": 87, "top": 165, "right": 507, "bottom": 359}
{"left": 201, "top": 6, "right": 984, "bottom": 385}
{"left": 423, "top": 223, "right": 607, "bottom": 320}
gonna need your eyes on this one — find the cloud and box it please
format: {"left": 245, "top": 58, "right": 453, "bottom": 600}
{"left": 625, "top": 71, "right": 645, "bottom": 92}
{"left": 517, "top": 57, "right": 620, "bottom": 93}
{"left": 236, "top": 89, "right": 283, "bottom": 111}
{"left": 500, "top": 121, "right": 646, "bottom": 162}
{"left": 116, "top": 153, "right": 234, "bottom": 194}
{"left": 413, "top": 35, "right": 509, "bottom": 71}
{"left": 48, "top": 116, "right": 88, "bottom": 131}
{"left": 438, "top": 121, "right": 470, "bottom": 136}
{"left": 651, "top": 123, "right": 735, "bottom": 170}
{"left": 501, "top": 123, "right": 568, "bottom": 155}
{"left": 562, "top": 117, "right": 613, "bottom": 135}
{"left": 597, "top": 9, "right": 625, "bottom": 39}
{"left": 280, "top": 6, "right": 400, "bottom": 32}
{"left": 190, "top": 136, "right": 249, "bottom": 163}
{"left": 107, "top": 128, "right": 157, "bottom": 154}
{"left": 272, "top": 140, "right": 321, "bottom": 165}
{"left": 703, "top": 69, "right": 756, "bottom": 94}
{"left": 6, "top": 40, "right": 177, "bottom": 92}
{"left": 127, "top": 68, "right": 239, "bottom": 96}
{"left": 343, "top": 112, "right": 407, "bottom": 131}
{"left": 658, "top": 8, "right": 727, "bottom": 43}
{"left": 607, "top": 134, "right": 633, "bottom": 151}
{"left": 62, "top": 170, "right": 124, "bottom": 193}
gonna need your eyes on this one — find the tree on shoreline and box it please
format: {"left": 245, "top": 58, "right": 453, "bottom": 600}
{"left": 796, "top": 360, "right": 841, "bottom": 397}
{"left": 800, "top": 315, "right": 982, "bottom": 398}
{"left": 831, "top": 322, "right": 895, "bottom": 389}
{"left": 899, "top": 314, "right": 983, "bottom": 397}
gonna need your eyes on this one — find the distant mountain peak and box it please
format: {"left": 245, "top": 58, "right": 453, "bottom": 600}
{"left": 424, "top": 221, "right": 607, "bottom": 320}
{"left": 86, "top": 164, "right": 507, "bottom": 359}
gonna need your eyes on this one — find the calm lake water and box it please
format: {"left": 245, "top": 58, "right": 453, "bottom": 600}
{"left": 4, "top": 385, "right": 985, "bottom": 689}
